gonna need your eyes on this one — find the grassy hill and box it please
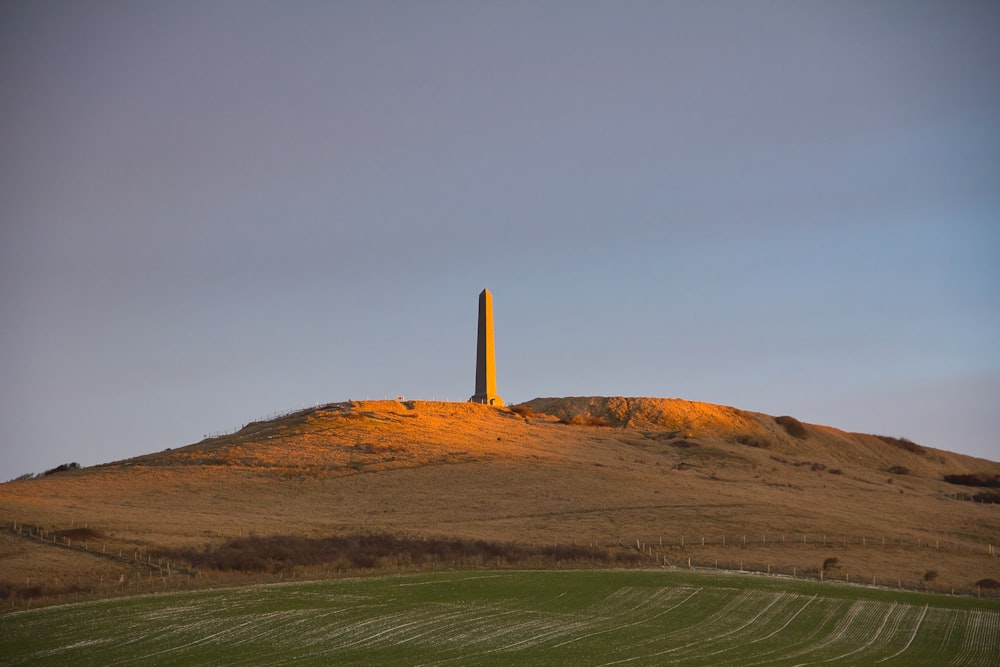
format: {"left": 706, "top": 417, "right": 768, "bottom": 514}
{"left": 1, "top": 398, "right": 998, "bottom": 609}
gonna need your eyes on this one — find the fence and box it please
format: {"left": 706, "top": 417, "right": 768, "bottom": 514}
{"left": 6, "top": 521, "right": 998, "bottom": 610}
{"left": 200, "top": 397, "right": 459, "bottom": 440}
{"left": 625, "top": 532, "right": 997, "bottom": 556}
{"left": 8, "top": 522, "right": 195, "bottom": 578}
{"left": 202, "top": 401, "right": 332, "bottom": 440}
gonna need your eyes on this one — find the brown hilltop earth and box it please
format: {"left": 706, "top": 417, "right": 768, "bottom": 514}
{"left": 1, "top": 397, "right": 999, "bottom": 608}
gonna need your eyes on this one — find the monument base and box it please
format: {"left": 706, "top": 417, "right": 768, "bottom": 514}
{"left": 469, "top": 393, "right": 505, "bottom": 407}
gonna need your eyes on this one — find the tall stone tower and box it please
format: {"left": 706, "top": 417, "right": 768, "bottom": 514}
{"left": 469, "top": 288, "right": 504, "bottom": 406}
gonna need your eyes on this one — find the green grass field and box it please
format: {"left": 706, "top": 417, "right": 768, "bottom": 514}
{"left": 2, "top": 570, "right": 998, "bottom": 666}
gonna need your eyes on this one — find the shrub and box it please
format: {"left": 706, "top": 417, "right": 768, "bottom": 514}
{"left": 874, "top": 435, "right": 926, "bottom": 455}
{"left": 510, "top": 405, "right": 534, "bottom": 418}
{"left": 559, "top": 415, "right": 610, "bottom": 427}
{"left": 887, "top": 466, "right": 910, "bottom": 475}
{"left": 0, "top": 582, "right": 44, "bottom": 600}
{"left": 43, "top": 462, "right": 81, "bottom": 476}
{"left": 822, "top": 557, "right": 839, "bottom": 571}
{"left": 734, "top": 434, "right": 771, "bottom": 449}
{"left": 669, "top": 439, "right": 699, "bottom": 449}
{"left": 943, "top": 473, "right": 1000, "bottom": 488}
{"left": 923, "top": 570, "right": 938, "bottom": 582}
{"left": 156, "top": 533, "right": 636, "bottom": 573}
{"left": 775, "top": 416, "right": 808, "bottom": 439}
{"left": 52, "top": 527, "right": 104, "bottom": 540}
{"left": 975, "top": 578, "right": 1000, "bottom": 589}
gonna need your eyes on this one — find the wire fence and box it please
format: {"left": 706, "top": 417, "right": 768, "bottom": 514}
{"left": 200, "top": 397, "right": 459, "bottom": 440}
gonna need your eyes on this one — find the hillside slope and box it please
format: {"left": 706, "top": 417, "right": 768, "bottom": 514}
{"left": 1, "top": 398, "right": 998, "bottom": 606}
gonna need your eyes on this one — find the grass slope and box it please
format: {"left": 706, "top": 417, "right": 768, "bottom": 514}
{"left": 1, "top": 399, "right": 998, "bottom": 608}
{"left": 2, "top": 570, "right": 999, "bottom": 666}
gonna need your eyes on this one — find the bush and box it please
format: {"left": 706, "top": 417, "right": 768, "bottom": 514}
{"left": 0, "top": 582, "right": 44, "bottom": 600}
{"left": 156, "top": 533, "right": 636, "bottom": 573}
{"left": 887, "top": 466, "right": 910, "bottom": 475}
{"left": 559, "top": 415, "right": 610, "bottom": 427}
{"left": 43, "top": 462, "right": 81, "bottom": 476}
{"left": 874, "top": 435, "right": 926, "bottom": 455}
{"left": 822, "top": 557, "right": 839, "bottom": 571}
{"left": 775, "top": 416, "right": 808, "bottom": 439}
{"left": 52, "top": 527, "right": 104, "bottom": 540}
{"left": 734, "top": 434, "right": 771, "bottom": 449}
{"left": 510, "top": 405, "right": 534, "bottom": 418}
{"left": 975, "top": 578, "right": 1000, "bottom": 589}
{"left": 943, "top": 473, "right": 1000, "bottom": 488}
{"left": 923, "top": 570, "right": 938, "bottom": 582}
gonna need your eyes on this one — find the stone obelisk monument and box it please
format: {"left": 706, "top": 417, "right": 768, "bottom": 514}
{"left": 469, "top": 288, "right": 504, "bottom": 406}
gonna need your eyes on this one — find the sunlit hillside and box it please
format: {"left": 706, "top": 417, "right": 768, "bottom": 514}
{"left": 1, "top": 398, "right": 998, "bottom": 609}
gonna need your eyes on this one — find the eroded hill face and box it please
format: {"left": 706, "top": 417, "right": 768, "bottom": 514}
{"left": 1, "top": 397, "right": 998, "bottom": 605}
{"left": 521, "top": 396, "right": 995, "bottom": 477}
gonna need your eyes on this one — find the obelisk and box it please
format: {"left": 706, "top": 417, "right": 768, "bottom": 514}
{"left": 469, "top": 288, "right": 504, "bottom": 406}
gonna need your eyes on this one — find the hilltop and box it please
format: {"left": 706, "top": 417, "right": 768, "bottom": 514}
{"left": 1, "top": 397, "right": 998, "bottom": 608}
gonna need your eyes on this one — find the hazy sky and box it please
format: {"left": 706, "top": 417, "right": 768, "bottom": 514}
{"left": 2, "top": 1, "right": 998, "bottom": 480}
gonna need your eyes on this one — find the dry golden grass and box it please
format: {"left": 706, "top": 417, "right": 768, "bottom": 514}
{"left": 1, "top": 397, "right": 998, "bottom": 608}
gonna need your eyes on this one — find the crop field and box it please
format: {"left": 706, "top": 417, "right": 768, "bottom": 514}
{"left": 1, "top": 570, "right": 998, "bottom": 666}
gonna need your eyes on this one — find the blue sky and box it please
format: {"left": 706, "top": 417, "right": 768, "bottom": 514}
{"left": 2, "top": 1, "right": 998, "bottom": 479}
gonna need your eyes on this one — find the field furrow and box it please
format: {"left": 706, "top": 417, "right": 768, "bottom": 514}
{"left": 2, "top": 571, "right": 998, "bottom": 666}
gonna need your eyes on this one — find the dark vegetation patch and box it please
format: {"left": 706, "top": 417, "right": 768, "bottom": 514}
{"left": 775, "top": 416, "right": 808, "bottom": 439}
{"left": 822, "top": 557, "right": 839, "bottom": 571}
{"left": 44, "top": 462, "right": 81, "bottom": 476}
{"left": 874, "top": 435, "right": 926, "bottom": 456}
{"left": 669, "top": 439, "right": 700, "bottom": 449}
{"left": 733, "top": 434, "right": 772, "bottom": 449}
{"left": 975, "top": 578, "right": 1000, "bottom": 590}
{"left": 887, "top": 466, "right": 910, "bottom": 476}
{"left": 51, "top": 527, "right": 105, "bottom": 540}
{"left": 510, "top": 405, "right": 534, "bottom": 418}
{"left": 943, "top": 473, "right": 1000, "bottom": 488}
{"left": 558, "top": 415, "right": 610, "bottom": 427}
{"left": 952, "top": 490, "right": 1000, "bottom": 504}
{"left": 0, "top": 581, "right": 87, "bottom": 601}
{"left": 771, "top": 455, "right": 842, "bottom": 475}
{"left": 155, "top": 534, "right": 643, "bottom": 574}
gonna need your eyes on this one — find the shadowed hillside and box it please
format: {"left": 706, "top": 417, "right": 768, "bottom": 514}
{"left": 1, "top": 397, "right": 998, "bottom": 609}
